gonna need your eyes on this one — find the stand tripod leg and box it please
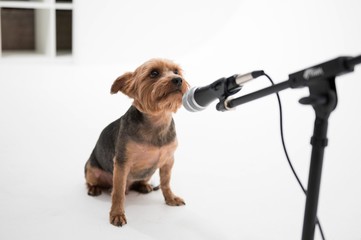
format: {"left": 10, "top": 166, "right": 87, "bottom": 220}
{"left": 302, "top": 117, "right": 329, "bottom": 240}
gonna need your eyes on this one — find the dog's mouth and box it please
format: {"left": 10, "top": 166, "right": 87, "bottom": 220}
{"left": 166, "top": 89, "right": 183, "bottom": 96}
{"left": 170, "top": 89, "right": 183, "bottom": 95}
{"left": 167, "top": 89, "right": 184, "bottom": 98}
{"left": 157, "top": 89, "right": 183, "bottom": 100}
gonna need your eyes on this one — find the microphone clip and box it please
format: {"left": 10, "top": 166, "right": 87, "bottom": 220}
{"left": 215, "top": 75, "right": 242, "bottom": 112}
{"left": 216, "top": 71, "right": 265, "bottom": 111}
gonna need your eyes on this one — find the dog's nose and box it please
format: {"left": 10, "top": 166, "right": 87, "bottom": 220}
{"left": 172, "top": 77, "right": 183, "bottom": 87}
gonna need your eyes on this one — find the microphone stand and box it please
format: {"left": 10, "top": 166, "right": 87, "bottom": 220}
{"left": 216, "top": 55, "right": 361, "bottom": 240}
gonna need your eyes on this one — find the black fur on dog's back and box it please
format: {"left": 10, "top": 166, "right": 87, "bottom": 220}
{"left": 87, "top": 118, "right": 120, "bottom": 174}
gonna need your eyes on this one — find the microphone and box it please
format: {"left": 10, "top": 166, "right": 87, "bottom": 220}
{"left": 183, "top": 71, "right": 264, "bottom": 112}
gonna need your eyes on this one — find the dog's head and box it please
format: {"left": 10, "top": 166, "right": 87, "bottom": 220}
{"left": 111, "top": 59, "right": 189, "bottom": 114}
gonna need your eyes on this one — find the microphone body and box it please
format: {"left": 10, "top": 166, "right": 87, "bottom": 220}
{"left": 183, "top": 71, "right": 264, "bottom": 112}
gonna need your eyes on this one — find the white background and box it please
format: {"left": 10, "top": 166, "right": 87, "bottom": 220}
{"left": 1, "top": 0, "right": 361, "bottom": 239}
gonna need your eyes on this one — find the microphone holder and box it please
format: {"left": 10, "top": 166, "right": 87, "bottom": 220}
{"left": 217, "top": 55, "right": 361, "bottom": 240}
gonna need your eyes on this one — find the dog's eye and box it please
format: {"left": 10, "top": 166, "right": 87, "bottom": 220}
{"left": 173, "top": 69, "right": 179, "bottom": 75}
{"left": 150, "top": 70, "right": 159, "bottom": 78}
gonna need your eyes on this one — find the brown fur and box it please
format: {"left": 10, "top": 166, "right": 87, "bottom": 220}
{"left": 85, "top": 58, "right": 189, "bottom": 227}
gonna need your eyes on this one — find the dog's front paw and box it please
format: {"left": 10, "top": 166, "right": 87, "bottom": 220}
{"left": 110, "top": 212, "right": 127, "bottom": 227}
{"left": 165, "top": 196, "right": 185, "bottom": 206}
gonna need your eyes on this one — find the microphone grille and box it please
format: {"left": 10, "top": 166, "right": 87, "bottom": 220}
{"left": 182, "top": 87, "right": 206, "bottom": 112}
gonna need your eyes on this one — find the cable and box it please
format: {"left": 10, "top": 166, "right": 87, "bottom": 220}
{"left": 263, "top": 73, "right": 326, "bottom": 240}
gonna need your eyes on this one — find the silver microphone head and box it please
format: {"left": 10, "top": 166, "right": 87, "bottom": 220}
{"left": 182, "top": 87, "right": 207, "bottom": 112}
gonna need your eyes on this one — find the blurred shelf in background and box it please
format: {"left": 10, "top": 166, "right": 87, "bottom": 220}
{"left": 0, "top": 0, "right": 73, "bottom": 61}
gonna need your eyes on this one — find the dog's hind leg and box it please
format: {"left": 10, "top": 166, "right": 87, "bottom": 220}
{"left": 85, "top": 160, "right": 113, "bottom": 196}
{"left": 129, "top": 180, "right": 156, "bottom": 194}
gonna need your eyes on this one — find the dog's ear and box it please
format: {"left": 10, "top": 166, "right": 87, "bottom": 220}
{"left": 110, "top": 72, "right": 134, "bottom": 96}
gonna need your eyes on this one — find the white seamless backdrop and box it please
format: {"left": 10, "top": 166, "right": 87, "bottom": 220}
{"left": 0, "top": 0, "right": 360, "bottom": 239}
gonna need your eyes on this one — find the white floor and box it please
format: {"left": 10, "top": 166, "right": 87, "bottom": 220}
{"left": 0, "top": 61, "right": 361, "bottom": 240}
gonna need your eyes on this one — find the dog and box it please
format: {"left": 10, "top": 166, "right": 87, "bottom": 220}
{"left": 84, "top": 58, "right": 189, "bottom": 227}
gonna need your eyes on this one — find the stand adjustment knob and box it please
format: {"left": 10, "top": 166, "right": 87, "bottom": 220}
{"left": 299, "top": 95, "right": 327, "bottom": 106}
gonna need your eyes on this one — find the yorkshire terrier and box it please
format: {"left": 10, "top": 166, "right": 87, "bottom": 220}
{"left": 84, "top": 58, "right": 189, "bottom": 227}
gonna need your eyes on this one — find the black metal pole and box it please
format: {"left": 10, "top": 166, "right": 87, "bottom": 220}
{"left": 302, "top": 117, "right": 329, "bottom": 240}
{"left": 300, "top": 76, "right": 337, "bottom": 240}
{"left": 227, "top": 80, "right": 290, "bottom": 108}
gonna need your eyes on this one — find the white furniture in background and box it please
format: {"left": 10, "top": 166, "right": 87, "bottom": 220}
{"left": 0, "top": 0, "right": 73, "bottom": 60}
